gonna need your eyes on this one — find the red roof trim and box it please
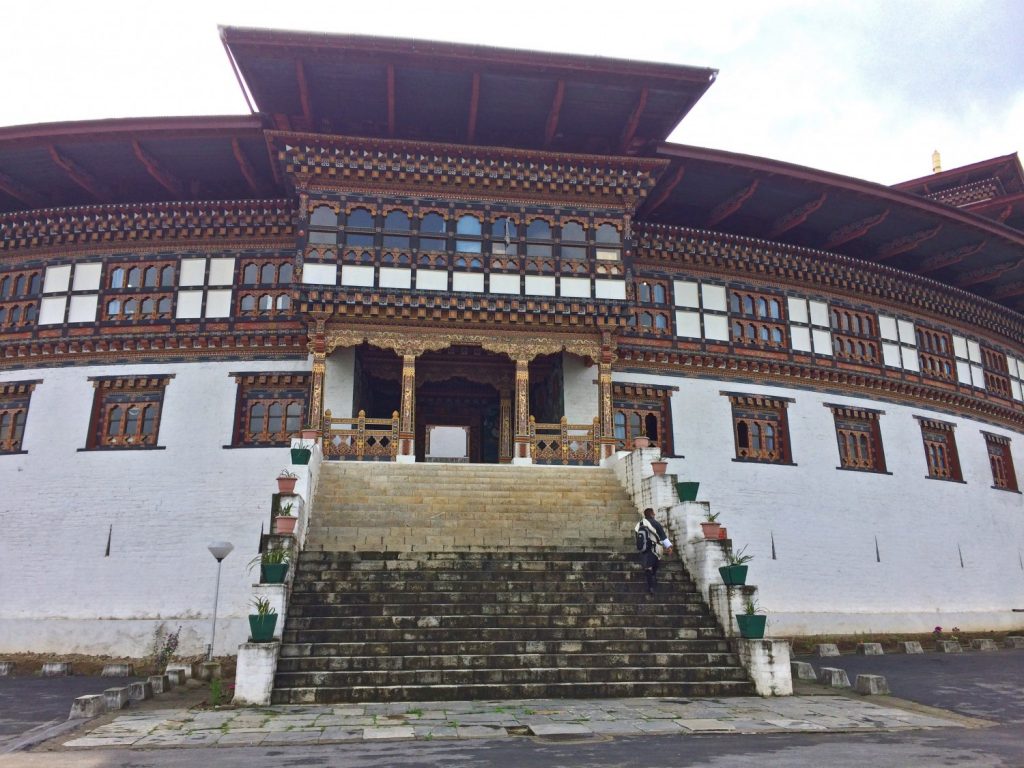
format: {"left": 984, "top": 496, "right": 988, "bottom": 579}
{"left": 0, "top": 115, "right": 264, "bottom": 147}
{"left": 893, "top": 153, "right": 1023, "bottom": 191}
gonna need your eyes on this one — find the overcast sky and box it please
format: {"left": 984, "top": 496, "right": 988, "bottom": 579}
{"left": 3, "top": 0, "right": 1021, "bottom": 186}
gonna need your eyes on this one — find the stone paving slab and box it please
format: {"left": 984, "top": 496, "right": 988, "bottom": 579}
{"left": 58, "top": 694, "right": 971, "bottom": 749}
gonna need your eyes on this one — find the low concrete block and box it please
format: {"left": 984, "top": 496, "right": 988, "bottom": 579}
{"left": 856, "top": 643, "right": 884, "bottom": 656}
{"left": 898, "top": 641, "right": 924, "bottom": 654}
{"left": 104, "top": 686, "right": 131, "bottom": 710}
{"left": 233, "top": 641, "right": 281, "bottom": 706}
{"left": 790, "top": 661, "right": 817, "bottom": 681}
{"left": 0, "top": 661, "right": 14, "bottom": 676}
{"left": 148, "top": 674, "right": 172, "bottom": 694}
{"left": 736, "top": 639, "right": 793, "bottom": 696}
{"left": 166, "top": 669, "right": 186, "bottom": 686}
{"left": 936, "top": 640, "right": 962, "bottom": 653}
{"left": 1005, "top": 636, "right": 1024, "bottom": 649}
{"left": 815, "top": 643, "right": 840, "bottom": 657}
{"left": 68, "top": 694, "right": 107, "bottom": 720}
{"left": 201, "top": 661, "right": 222, "bottom": 680}
{"left": 128, "top": 680, "right": 153, "bottom": 701}
{"left": 818, "top": 667, "right": 851, "bottom": 688}
{"left": 41, "top": 662, "right": 71, "bottom": 676}
{"left": 854, "top": 674, "right": 890, "bottom": 695}
{"left": 165, "top": 663, "right": 195, "bottom": 680}
{"left": 101, "top": 663, "right": 134, "bottom": 677}
{"left": 971, "top": 638, "right": 998, "bottom": 651}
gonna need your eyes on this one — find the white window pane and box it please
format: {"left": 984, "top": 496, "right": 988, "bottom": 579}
{"left": 453, "top": 272, "right": 484, "bottom": 293}
{"left": 594, "top": 279, "right": 626, "bottom": 300}
{"left": 1012, "top": 379, "right": 1023, "bottom": 402}
{"left": 812, "top": 329, "right": 833, "bottom": 355}
{"left": 787, "top": 297, "right": 808, "bottom": 324}
{"left": 37, "top": 296, "right": 67, "bottom": 324}
{"left": 341, "top": 265, "right": 375, "bottom": 287}
{"left": 956, "top": 360, "right": 972, "bottom": 385}
{"left": 68, "top": 294, "right": 98, "bottom": 323}
{"left": 175, "top": 290, "right": 203, "bottom": 319}
{"left": 208, "top": 258, "right": 236, "bottom": 286}
{"left": 878, "top": 315, "right": 898, "bottom": 341}
{"left": 882, "top": 342, "right": 902, "bottom": 368}
{"left": 971, "top": 364, "right": 985, "bottom": 386}
{"left": 673, "top": 280, "right": 699, "bottom": 308}
{"left": 524, "top": 275, "right": 556, "bottom": 296}
{"left": 901, "top": 346, "right": 919, "bottom": 372}
{"left": 675, "top": 310, "right": 701, "bottom": 338}
{"left": 897, "top": 320, "right": 916, "bottom": 345}
{"left": 489, "top": 274, "right": 521, "bottom": 295}
{"left": 43, "top": 265, "right": 72, "bottom": 294}
{"left": 703, "top": 314, "right": 729, "bottom": 341}
{"left": 967, "top": 340, "right": 982, "bottom": 363}
{"left": 179, "top": 259, "right": 206, "bottom": 287}
{"left": 302, "top": 263, "right": 337, "bottom": 285}
{"left": 701, "top": 284, "right": 727, "bottom": 312}
{"left": 379, "top": 267, "right": 411, "bottom": 290}
{"left": 205, "top": 289, "right": 232, "bottom": 318}
{"left": 790, "top": 326, "right": 812, "bottom": 352}
{"left": 952, "top": 335, "right": 968, "bottom": 359}
{"left": 1007, "top": 357, "right": 1019, "bottom": 379}
{"left": 416, "top": 270, "right": 448, "bottom": 291}
{"left": 809, "top": 301, "right": 829, "bottom": 327}
{"left": 72, "top": 263, "right": 102, "bottom": 291}
{"left": 559, "top": 277, "right": 590, "bottom": 298}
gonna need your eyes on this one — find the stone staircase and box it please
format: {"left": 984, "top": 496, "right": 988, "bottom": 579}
{"left": 272, "top": 462, "right": 754, "bottom": 703}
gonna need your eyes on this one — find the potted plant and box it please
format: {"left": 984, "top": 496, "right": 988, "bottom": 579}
{"left": 719, "top": 546, "right": 753, "bottom": 585}
{"left": 250, "top": 547, "right": 290, "bottom": 584}
{"left": 273, "top": 502, "right": 297, "bottom": 535}
{"left": 676, "top": 482, "right": 700, "bottom": 502}
{"left": 633, "top": 435, "right": 650, "bottom": 449}
{"left": 700, "top": 510, "right": 723, "bottom": 540}
{"left": 735, "top": 596, "right": 767, "bottom": 639}
{"left": 290, "top": 441, "right": 312, "bottom": 466}
{"left": 650, "top": 459, "right": 668, "bottom": 476}
{"left": 299, "top": 425, "right": 320, "bottom": 440}
{"left": 276, "top": 469, "right": 298, "bottom": 495}
{"left": 248, "top": 597, "right": 278, "bottom": 642}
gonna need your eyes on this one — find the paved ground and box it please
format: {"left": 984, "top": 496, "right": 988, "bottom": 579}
{"left": 0, "top": 677, "right": 129, "bottom": 739}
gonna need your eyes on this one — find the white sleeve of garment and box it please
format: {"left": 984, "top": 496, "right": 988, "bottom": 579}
{"left": 660, "top": 538, "right": 672, "bottom": 547}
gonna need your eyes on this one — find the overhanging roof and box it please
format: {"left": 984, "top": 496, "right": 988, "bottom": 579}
{"left": 642, "top": 143, "right": 1024, "bottom": 313}
{"left": 0, "top": 116, "right": 279, "bottom": 213}
{"left": 219, "top": 26, "right": 717, "bottom": 156}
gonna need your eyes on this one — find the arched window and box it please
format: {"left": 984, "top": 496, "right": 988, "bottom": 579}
{"left": 267, "top": 403, "right": 283, "bottom": 435}
{"left": 344, "top": 208, "right": 374, "bottom": 247}
{"left": 158, "top": 297, "right": 171, "bottom": 315}
{"left": 596, "top": 223, "right": 620, "bottom": 243}
{"left": 730, "top": 293, "right": 740, "bottom": 313}
{"left": 743, "top": 295, "right": 754, "bottom": 314}
{"left": 745, "top": 324, "right": 756, "bottom": 341}
{"left": 276, "top": 294, "right": 291, "bottom": 310}
{"left": 261, "top": 264, "right": 276, "bottom": 284}
{"left": 455, "top": 215, "right": 482, "bottom": 253}
{"left": 279, "top": 263, "right": 293, "bottom": 283}
{"left": 110, "top": 268, "right": 125, "bottom": 289}
{"left": 0, "top": 276, "right": 8, "bottom": 298}
{"left": 0, "top": 307, "right": 6, "bottom": 324}
{"left": 240, "top": 295, "right": 256, "bottom": 312}
{"left": 141, "top": 298, "right": 154, "bottom": 315}
{"left": 738, "top": 421, "right": 750, "bottom": 449}
{"left": 28, "top": 274, "right": 41, "bottom": 294}
{"left": 645, "top": 414, "right": 659, "bottom": 441}
{"left": 25, "top": 305, "right": 35, "bottom": 323}
{"left": 852, "top": 315, "right": 861, "bottom": 334}
{"left": 243, "top": 263, "right": 259, "bottom": 284}
{"left": 771, "top": 327, "right": 783, "bottom": 344}
{"left": 310, "top": 205, "right": 336, "bottom": 227}
{"left": 107, "top": 406, "right": 123, "bottom": 438}
{"left": 14, "top": 275, "right": 26, "bottom": 295}
{"left": 419, "top": 212, "right": 446, "bottom": 251}
{"left": 655, "top": 314, "right": 668, "bottom": 331}
{"left": 286, "top": 402, "right": 302, "bottom": 433}
{"left": 248, "top": 403, "right": 265, "bottom": 435}
{"left": 768, "top": 299, "right": 780, "bottom": 319}
{"left": 107, "top": 299, "right": 121, "bottom": 316}
{"left": 526, "top": 219, "right": 552, "bottom": 257}
{"left": 383, "top": 210, "right": 411, "bottom": 249}
{"left": 760, "top": 326, "right": 770, "bottom": 342}
{"left": 561, "top": 221, "right": 585, "bottom": 242}
{"left": 259, "top": 294, "right": 273, "bottom": 312}
{"left": 614, "top": 412, "right": 626, "bottom": 440}
{"left": 757, "top": 297, "right": 767, "bottom": 317}
{"left": 491, "top": 217, "right": 517, "bottom": 256}
{"left": 629, "top": 413, "right": 643, "bottom": 439}
{"left": 161, "top": 266, "right": 175, "bottom": 287}
{"left": 9, "top": 306, "right": 20, "bottom": 324}
{"left": 653, "top": 285, "right": 666, "bottom": 304}
{"left": 639, "top": 312, "right": 653, "bottom": 328}
{"left": 124, "top": 299, "right": 137, "bottom": 316}
{"left": 127, "top": 268, "right": 141, "bottom": 288}
{"left": 639, "top": 282, "right": 652, "bottom": 302}
{"left": 141, "top": 405, "right": 156, "bottom": 437}
{"left": 143, "top": 267, "right": 157, "bottom": 287}
{"left": 346, "top": 208, "right": 373, "bottom": 229}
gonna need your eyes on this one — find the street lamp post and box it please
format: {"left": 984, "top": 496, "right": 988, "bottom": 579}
{"left": 206, "top": 541, "right": 234, "bottom": 662}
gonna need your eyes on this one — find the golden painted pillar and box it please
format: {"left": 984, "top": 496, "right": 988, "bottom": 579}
{"left": 597, "top": 360, "right": 615, "bottom": 461}
{"left": 499, "top": 387, "right": 513, "bottom": 464}
{"left": 513, "top": 358, "right": 532, "bottom": 464}
{"left": 309, "top": 351, "right": 326, "bottom": 431}
{"left": 398, "top": 353, "right": 417, "bottom": 462}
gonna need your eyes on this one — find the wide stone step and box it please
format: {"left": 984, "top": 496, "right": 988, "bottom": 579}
{"left": 288, "top": 585, "right": 700, "bottom": 603}
{"left": 280, "top": 637, "right": 731, "bottom": 657}
{"left": 286, "top": 612, "right": 714, "bottom": 631}
{"left": 282, "top": 626, "right": 728, "bottom": 644}
{"left": 287, "top": 600, "right": 712, "bottom": 618}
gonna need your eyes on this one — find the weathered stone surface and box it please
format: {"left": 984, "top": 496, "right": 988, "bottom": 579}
{"left": 234, "top": 642, "right": 281, "bottom": 706}
{"left": 736, "top": 638, "right": 793, "bottom": 696}
{"left": 128, "top": 680, "right": 153, "bottom": 701}
{"left": 41, "top": 662, "right": 71, "bottom": 676}
{"left": 68, "top": 694, "right": 106, "bottom": 719}
{"left": 854, "top": 674, "right": 890, "bottom": 695}
{"left": 104, "top": 687, "right": 131, "bottom": 710}
{"left": 200, "top": 661, "right": 222, "bottom": 680}
{"left": 1005, "top": 636, "right": 1024, "bottom": 649}
{"left": 166, "top": 663, "right": 195, "bottom": 680}
{"left": 818, "top": 667, "right": 851, "bottom": 688}
{"left": 936, "top": 641, "right": 962, "bottom": 653}
{"left": 102, "top": 664, "right": 134, "bottom": 677}
{"left": 166, "top": 669, "right": 186, "bottom": 686}
{"left": 148, "top": 674, "right": 172, "bottom": 693}
{"left": 791, "top": 661, "right": 817, "bottom": 681}
{"left": 898, "top": 641, "right": 924, "bottom": 654}
{"left": 969, "top": 638, "right": 997, "bottom": 651}
{"left": 856, "top": 643, "right": 884, "bottom": 656}
{"left": 815, "top": 644, "right": 840, "bottom": 657}
{"left": 0, "top": 661, "right": 14, "bottom": 676}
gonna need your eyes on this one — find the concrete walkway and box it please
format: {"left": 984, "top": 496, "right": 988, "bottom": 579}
{"left": 60, "top": 694, "right": 970, "bottom": 749}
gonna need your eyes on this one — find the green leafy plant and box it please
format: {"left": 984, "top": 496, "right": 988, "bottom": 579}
{"left": 727, "top": 545, "right": 754, "bottom": 566}
{"left": 248, "top": 547, "right": 291, "bottom": 572}
{"left": 148, "top": 624, "right": 181, "bottom": 673}
{"left": 704, "top": 510, "right": 721, "bottom": 523}
{"left": 277, "top": 469, "right": 298, "bottom": 480}
{"left": 251, "top": 597, "right": 277, "bottom": 617}
{"left": 274, "top": 502, "right": 294, "bottom": 518}
{"left": 210, "top": 678, "right": 224, "bottom": 707}
{"left": 742, "top": 597, "right": 765, "bottom": 615}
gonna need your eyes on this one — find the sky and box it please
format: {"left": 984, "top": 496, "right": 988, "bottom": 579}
{"left": 3, "top": 0, "right": 1021, "bottom": 186}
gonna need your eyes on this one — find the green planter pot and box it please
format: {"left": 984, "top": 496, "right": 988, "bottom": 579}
{"left": 718, "top": 564, "right": 748, "bottom": 586}
{"left": 676, "top": 482, "right": 700, "bottom": 502}
{"left": 248, "top": 614, "right": 278, "bottom": 642}
{"left": 290, "top": 448, "right": 312, "bottom": 465}
{"left": 735, "top": 614, "right": 767, "bottom": 639}
{"left": 260, "top": 563, "right": 289, "bottom": 584}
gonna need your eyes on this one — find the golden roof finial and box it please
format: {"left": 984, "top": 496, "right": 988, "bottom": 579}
{"left": 932, "top": 149, "right": 942, "bottom": 173}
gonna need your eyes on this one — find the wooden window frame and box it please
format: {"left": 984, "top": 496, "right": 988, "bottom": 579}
{"left": 915, "top": 326, "right": 955, "bottom": 382}
{"left": 724, "top": 392, "right": 794, "bottom": 465}
{"left": 981, "top": 347, "right": 1012, "bottom": 399}
{"left": 825, "top": 404, "right": 888, "bottom": 473}
{"left": 84, "top": 376, "right": 172, "bottom": 450}
{"left": 0, "top": 380, "right": 40, "bottom": 455}
{"left": 612, "top": 382, "right": 677, "bottom": 455}
{"left": 728, "top": 289, "right": 787, "bottom": 349}
{"left": 828, "top": 307, "right": 879, "bottom": 363}
{"left": 983, "top": 432, "right": 1019, "bottom": 492}
{"left": 915, "top": 417, "right": 963, "bottom": 482}
{"left": 230, "top": 372, "right": 311, "bottom": 447}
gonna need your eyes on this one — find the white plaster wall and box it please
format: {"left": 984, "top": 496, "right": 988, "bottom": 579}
{"left": 562, "top": 353, "right": 597, "bottom": 425}
{"left": 324, "top": 348, "right": 355, "bottom": 419}
{"left": 0, "top": 357, "right": 311, "bottom": 657}
{"left": 614, "top": 370, "right": 1024, "bottom": 635}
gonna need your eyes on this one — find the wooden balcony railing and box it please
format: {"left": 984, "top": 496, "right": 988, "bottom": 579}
{"left": 529, "top": 416, "right": 599, "bottom": 465}
{"left": 322, "top": 409, "right": 399, "bottom": 461}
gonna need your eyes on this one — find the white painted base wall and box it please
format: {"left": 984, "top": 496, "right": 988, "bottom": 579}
{"left": 617, "top": 371, "right": 1024, "bottom": 635}
{"left": 0, "top": 358, "right": 310, "bottom": 657}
